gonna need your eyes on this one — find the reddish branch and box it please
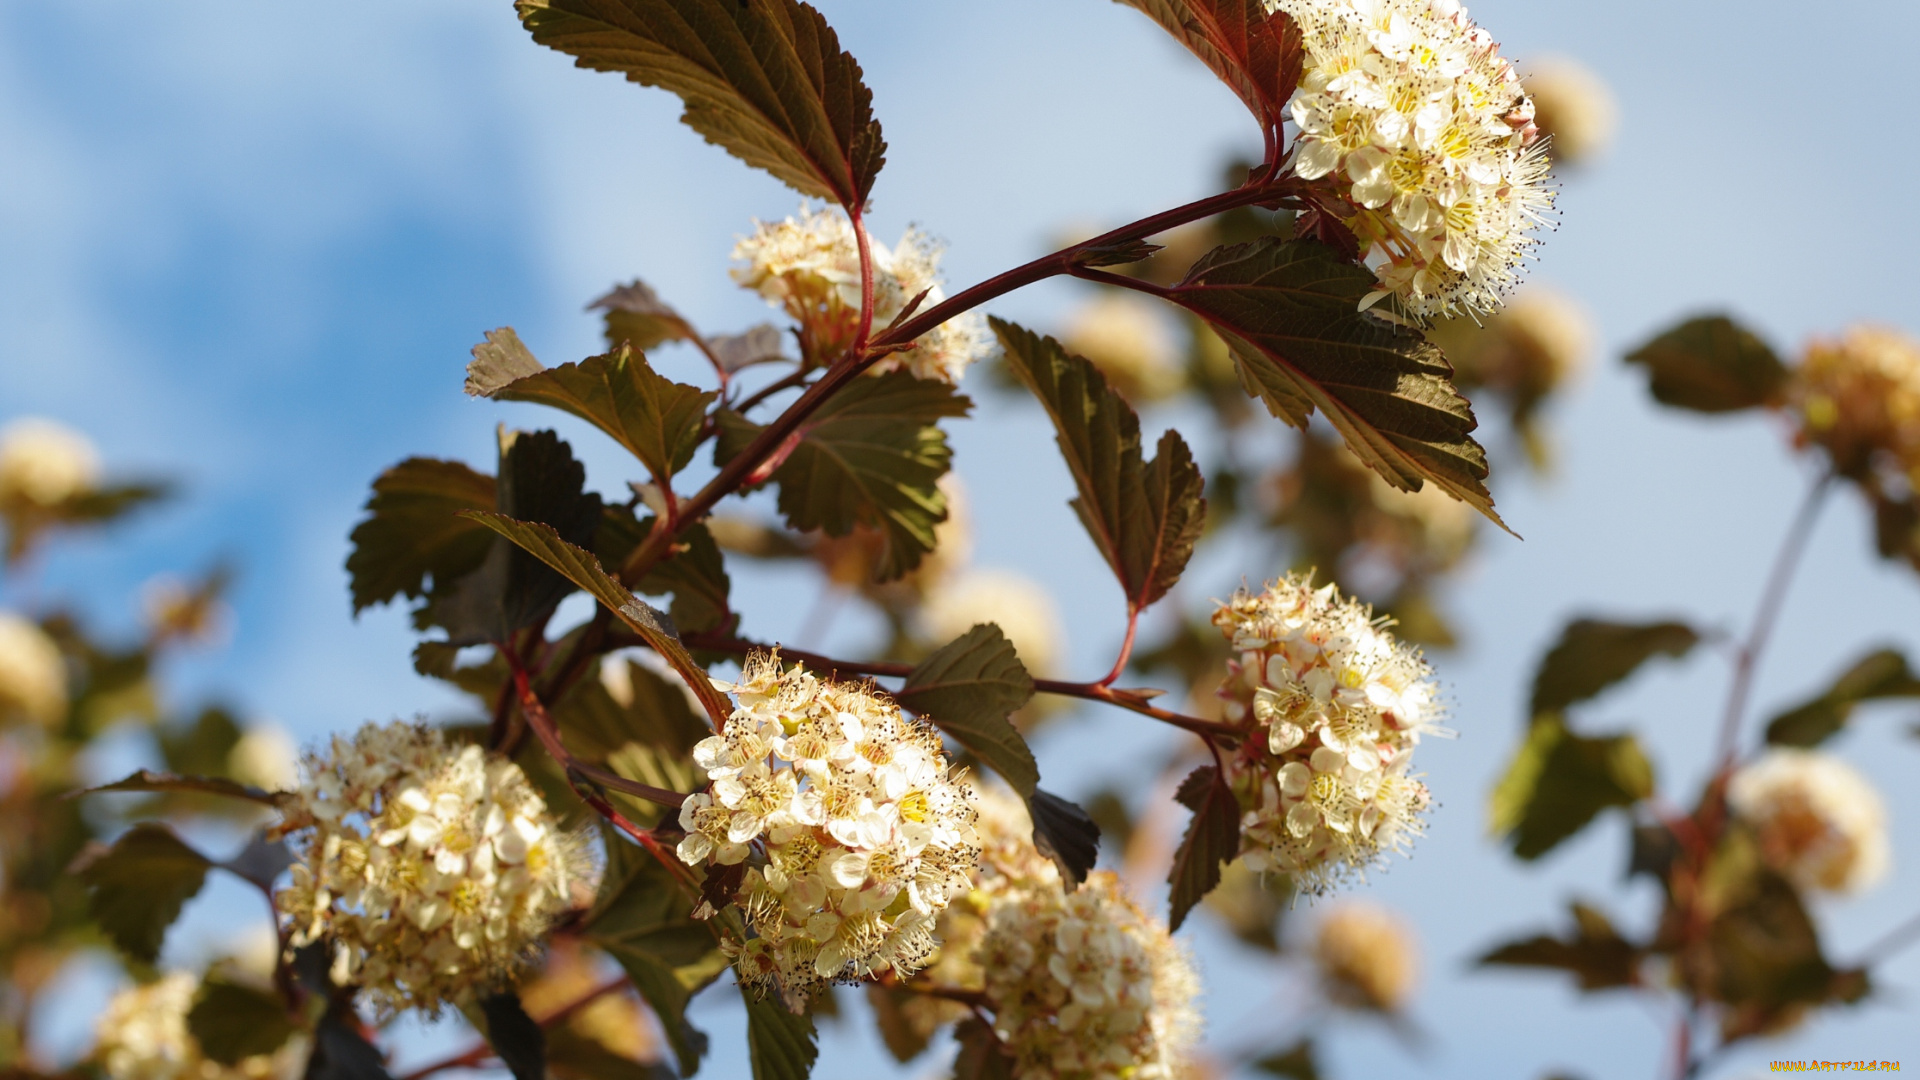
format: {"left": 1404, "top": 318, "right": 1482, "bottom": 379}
{"left": 682, "top": 632, "right": 1241, "bottom": 742}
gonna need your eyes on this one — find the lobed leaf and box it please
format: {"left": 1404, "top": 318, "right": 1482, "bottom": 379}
{"left": 1624, "top": 315, "right": 1788, "bottom": 414}
{"left": 895, "top": 625, "right": 1038, "bottom": 797}
{"left": 864, "top": 985, "right": 931, "bottom": 1064}
{"left": 1167, "top": 765, "right": 1241, "bottom": 931}
{"left": 1028, "top": 788, "right": 1102, "bottom": 889}
{"left": 1478, "top": 901, "right": 1642, "bottom": 991}
{"left": 187, "top": 976, "right": 296, "bottom": 1066}
{"left": 744, "top": 988, "right": 818, "bottom": 1080}
{"left": 479, "top": 993, "right": 548, "bottom": 1080}
{"left": 586, "top": 830, "right": 729, "bottom": 1075}
{"left": 1110, "top": 0, "right": 1303, "bottom": 148}
{"left": 993, "top": 319, "right": 1206, "bottom": 610}
{"left": 1765, "top": 647, "right": 1920, "bottom": 747}
{"left": 1490, "top": 716, "right": 1654, "bottom": 861}
{"left": 1166, "top": 238, "right": 1503, "bottom": 527}
{"left": 1529, "top": 619, "right": 1700, "bottom": 718}
{"left": 423, "top": 429, "right": 604, "bottom": 646}
{"left": 546, "top": 1026, "right": 677, "bottom": 1080}
{"left": 74, "top": 823, "right": 212, "bottom": 964}
{"left": 462, "top": 511, "right": 732, "bottom": 726}
{"left": 591, "top": 280, "right": 695, "bottom": 353}
{"left": 469, "top": 340, "right": 718, "bottom": 483}
{"left": 345, "top": 458, "right": 497, "bottom": 614}
{"left": 82, "top": 769, "right": 285, "bottom": 808}
{"left": 715, "top": 371, "right": 970, "bottom": 581}
{"left": 518, "top": 0, "right": 886, "bottom": 208}
{"left": 596, "top": 514, "right": 734, "bottom": 635}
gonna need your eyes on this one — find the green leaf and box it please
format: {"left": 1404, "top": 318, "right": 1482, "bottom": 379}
{"left": 951, "top": 1018, "right": 1014, "bottom": 1080}
{"left": 1490, "top": 716, "right": 1654, "bottom": 861}
{"left": 716, "top": 371, "right": 970, "bottom": 581}
{"left": 1765, "top": 648, "right": 1920, "bottom": 747}
{"left": 1165, "top": 238, "right": 1503, "bottom": 527}
{"left": 478, "top": 992, "right": 547, "bottom": 1080}
{"left": 74, "top": 823, "right": 213, "bottom": 963}
{"left": 425, "top": 430, "right": 605, "bottom": 645}
{"left": 462, "top": 511, "right": 732, "bottom": 726}
{"left": 345, "top": 457, "right": 497, "bottom": 613}
{"left": 993, "top": 320, "right": 1206, "bottom": 610}
{"left": 187, "top": 976, "right": 296, "bottom": 1066}
{"left": 466, "top": 326, "right": 545, "bottom": 395}
{"left": 590, "top": 280, "right": 696, "bottom": 353}
{"left": 895, "top": 625, "right": 1038, "bottom": 797}
{"left": 585, "top": 830, "right": 728, "bottom": 1076}
{"left": 1109, "top": 0, "right": 1302, "bottom": 147}
{"left": 1478, "top": 901, "right": 1641, "bottom": 991}
{"left": 1529, "top": 619, "right": 1700, "bottom": 718}
{"left": 1702, "top": 866, "right": 1866, "bottom": 1038}
{"left": 1167, "top": 765, "right": 1241, "bottom": 931}
{"left": 745, "top": 989, "right": 818, "bottom": 1080}
{"left": 546, "top": 1026, "right": 676, "bottom": 1080}
{"left": 469, "top": 341, "right": 718, "bottom": 483}
{"left": 518, "top": 0, "right": 886, "bottom": 208}
{"left": 638, "top": 521, "right": 734, "bottom": 634}
{"left": 158, "top": 706, "right": 243, "bottom": 779}
{"left": 556, "top": 658, "right": 711, "bottom": 765}
{"left": 1624, "top": 315, "right": 1787, "bottom": 413}
{"left": 1252, "top": 1039, "right": 1321, "bottom": 1080}
{"left": 81, "top": 769, "right": 284, "bottom": 808}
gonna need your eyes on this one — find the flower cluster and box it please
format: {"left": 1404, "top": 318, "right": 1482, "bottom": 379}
{"left": 676, "top": 652, "right": 979, "bottom": 1010}
{"left": 1789, "top": 325, "right": 1920, "bottom": 484}
{"left": 1728, "top": 748, "right": 1889, "bottom": 895}
{"left": 95, "top": 972, "right": 305, "bottom": 1080}
{"left": 0, "top": 417, "right": 99, "bottom": 510}
{"left": 1211, "top": 574, "right": 1440, "bottom": 892}
{"left": 0, "top": 613, "right": 66, "bottom": 728}
{"left": 731, "top": 206, "right": 991, "bottom": 383}
{"left": 1313, "top": 901, "right": 1420, "bottom": 1011}
{"left": 966, "top": 792, "right": 1200, "bottom": 1080}
{"left": 1061, "top": 293, "right": 1186, "bottom": 403}
{"left": 1276, "top": 0, "right": 1554, "bottom": 317}
{"left": 277, "top": 721, "right": 589, "bottom": 1016}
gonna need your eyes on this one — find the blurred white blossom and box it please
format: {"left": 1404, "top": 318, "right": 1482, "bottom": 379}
{"left": 95, "top": 972, "right": 305, "bottom": 1080}
{"left": 0, "top": 612, "right": 67, "bottom": 728}
{"left": 921, "top": 569, "right": 1064, "bottom": 677}
{"left": 1314, "top": 901, "right": 1420, "bottom": 1011}
{"left": 1729, "top": 748, "right": 1889, "bottom": 894}
{"left": 1522, "top": 56, "right": 1619, "bottom": 165}
{"left": 0, "top": 418, "right": 100, "bottom": 509}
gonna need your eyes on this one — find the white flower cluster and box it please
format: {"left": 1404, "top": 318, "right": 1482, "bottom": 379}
{"left": 676, "top": 652, "right": 979, "bottom": 1010}
{"left": 1274, "top": 0, "right": 1554, "bottom": 317}
{"left": 731, "top": 205, "right": 991, "bottom": 383}
{"left": 278, "top": 721, "right": 589, "bottom": 1016}
{"left": 1313, "top": 901, "right": 1420, "bottom": 1011}
{"left": 1790, "top": 325, "right": 1920, "bottom": 484}
{"left": 0, "top": 612, "right": 67, "bottom": 728}
{"left": 95, "top": 972, "right": 305, "bottom": 1080}
{"left": 1211, "top": 574, "right": 1440, "bottom": 892}
{"left": 967, "top": 792, "right": 1200, "bottom": 1080}
{"left": 0, "top": 417, "right": 100, "bottom": 509}
{"left": 1728, "top": 748, "right": 1889, "bottom": 895}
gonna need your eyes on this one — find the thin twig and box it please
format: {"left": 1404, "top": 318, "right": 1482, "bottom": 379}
{"left": 505, "top": 651, "right": 689, "bottom": 810}
{"left": 734, "top": 368, "right": 815, "bottom": 414}
{"left": 1854, "top": 907, "right": 1920, "bottom": 965}
{"left": 1712, "top": 470, "right": 1835, "bottom": 772}
{"left": 1097, "top": 606, "right": 1142, "bottom": 688}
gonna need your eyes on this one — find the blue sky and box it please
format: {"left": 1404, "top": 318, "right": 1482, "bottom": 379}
{"left": 4, "top": 1, "right": 1919, "bottom": 1076}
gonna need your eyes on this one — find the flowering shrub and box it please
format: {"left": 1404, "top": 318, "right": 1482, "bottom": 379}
{"left": 14, "top": 2, "right": 1913, "bottom": 1079}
